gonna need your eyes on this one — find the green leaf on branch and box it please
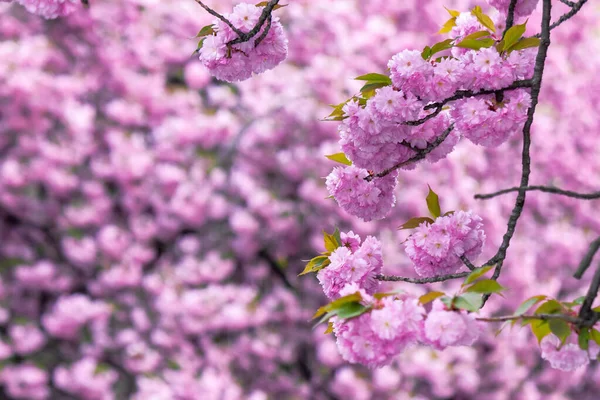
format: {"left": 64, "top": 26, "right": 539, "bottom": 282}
{"left": 563, "top": 296, "right": 586, "bottom": 308}
{"left": 426, "top": 185, "right": 441, "bottom": 218}
{"left": 299, "top": 255, "right": 330, "bottom": 276}
{"left": 509, "top": 37, "right": 541, "bottom": 52}
{"left": 336, "top": 302, "right": 368, "bottom": 319}
{"left": 534, "top": 299, "right": 564, "bottom": 315}
{"left": 398, "top": 217, "right": 434, "bottom": 230}
{"left": 429, "top": 39, "right": 454, "bottom": 58}
{"left": 325, "top": 100, "right": 350, "bottom": 121}
{"left": 438, "top": 17, "right": 457, "bottom": 34}
{"left": 312, "top": 292, "right": 362, "bottom": 319}
{"left": 578, "top": 328, "right": 590, "bottom": 350}
{"left": 255, "top": 1, "right": 287, "bottom": 10}
{"left": 360, "top": 82, "right": 389, "bottom": 95}
{"left": 453, "top": 293, "right": 483, "bottom": 312}
{"left": 325, "top": 153, "right": 352, "bottom": 166}
{"left": 503, "top": 21, "right": 527, "bottom": 51}
{"left": 462, "top": 30, "right": 493, "bottom": 41}
{"left": 419, "top": 291, "right": 445, "bottom": 305}
{"left": 440, "top": 296, "right": 454, "bottom": 309}
{"left": 514, "top": 295, "right": 547, "bottom": 316}
{"left": 464, "top": 279, "right": 506, "bottom": 294}
{"left": 455, "top": 38, "right": 496, "bottom": 50}
{"left": 324, "top": 322, "right": 334, "bottom": 334}
{"left": 373, "top": 292, "right": 398, "bottom": 300}
{"left": 464, "top": 265, "right": 494, "bottom": 285}
{"left": 531, "top": 320, "right": 551, "bottom": 343}
{"left": 548, "top": 319, "right": 571, "bottom": 343}
{"left": 421, "top": 46, "right": 432, "bottom": 60}
{"left": 354, "top": 73, "right": 392, "bottom": 84}
{"left": 444, "top": 7, "right": 461, "bottom": 17}
{"left": 471, "top": 6, "right": 496, "bottom": 33}
{"left": 323, "top": 229, "right": 342, "bottom": 253}
{"left": 195, "top": 24, "right": 215, "bottom": 38}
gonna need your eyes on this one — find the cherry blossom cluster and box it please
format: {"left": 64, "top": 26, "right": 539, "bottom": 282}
{"left": 326, "top": 9, "right": 536, "bottom": 221}
{"left": 317, "top": 231, "right": 383, "bottom": 299}
{"left": 541, "top": 335, "right": 600, "bottom": 372}
{"left": 405, "top": 210, "right": 486, "bottom": 277}
{"left": 1, "top": 0, "right": 79, "bottom": 19}
{"left": 198, "top": 3, "right": 288, "bottom": 82}
{"left": 488, "top": 0, "right": 540, "bottom": 17}
{"left": 314, "top": 231, "right": 481, "bottom": 368}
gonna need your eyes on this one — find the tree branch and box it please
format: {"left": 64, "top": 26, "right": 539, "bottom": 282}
{"left": 460, "top": 255, "right": 476, "bottom": 271}
{"left": 477, "top": 313, "right": 580, "bottom": 324}
{"left": 474, "top": 185, "right": 600, "bottom": 200}
{"left": 533, "top": 0, "right": 588, "bottom": 37}
{"left": 366, "top": 124, "right": 454, "bottom": 181}
{"left": 484, "top": 0, "right": 552, "bottom": 281}
{"left": 504, "top": 0, "right": 519, "bottom": 36}
{"left": 578, "top": 261, "right": 600, "bottom": 323}
{"left": 574, "top": 237, "right": 600, "bottom": 279}
{"left": 375, "top": 271, "right": 468, "bottom": 284}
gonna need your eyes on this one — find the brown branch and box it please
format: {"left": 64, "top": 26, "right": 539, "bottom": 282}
{"left": 477, "top": 313, "right": 580, "bottom": 324}
{"left": 475, "top": 186, "right": 600, "bottom": 200}
{"left": 375, "top": 271, "right": 468, "bottom": 284}
{"left": 574, "top": 237, "right": 600, "bottom": 279}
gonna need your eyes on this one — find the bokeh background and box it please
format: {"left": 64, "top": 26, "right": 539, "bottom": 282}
{"left": 0, "top": 0, "right": 600, "bottom": 398}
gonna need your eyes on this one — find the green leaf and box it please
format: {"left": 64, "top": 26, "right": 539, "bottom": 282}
{"left": 563, "top": 296, "right": 586, "bottom": 308}
{"left": 421, "top": 46, "right": 432, "bottom": 60}
{"left": 438, "top": 17, "right": 457, "bottom": 34}
{"left": 167, "top": 360, "right": 181, "bottom": 370}
{"left": 426, "top": 185, "right": 441, "bottom": 218}
{"left": 419, "top": 291, "right": 445, "bottom": 305}
{"left": 360, "top": 82, "right": 390, "bottom": 94}
{"left": 531, "top": 320, "right": 551, "bottom": 343}
{"left": 534, "top": 299, "right": 564, "bottom": 315}
{"left": 471, "top": 6, "right": 496, "bottom": 33}
{"left": 455, "top": 38, "right": 496, "bottom": 50}
{"left": 0, "top": 257, "right": 25, "bottom": 270}
{"left": 354, "top": 73, "right": 392, "bottom": 84}
{"left": 464, "top": 266, "right": 494, "bottom": 285}
{"left": 323, "top": 230, "right": 342, "bottom": 253}
{"left": 312, "top": 293, "right": 362, "bottom": 319}
{"left": 514, "top": 295, "right": 547, "bottom": 316}
{"left": 590, "top": 328, "right": 600, "bottom": 346}
{"left": 299, "top": 255, "right": 330, "bottom": 276}
{"left": 373, "top": 292, "right": 398, "bottom": 300}
{"left": 440, "top": 296, "right": 454, "bottom": 309}
{"left": 549, "top": 319, "right": 571, "bottom": 343}
{"left": 429, "top": 39, "right": 454, "bottom": 58}
{"left": 324, "top": 321, "right": 334, "bottom": 334}
{"left": 454, "top": 293, "right": 483, "bottom": 312}
{"left": 462, "top": 30, "right": 492, "bottom": 41}
{"left": 464, "top": 279, "right": 506, "bottom": 294}
{"left": 336, "top": 302, "right": 368, "bottom": 319}
{"left": 444, "top": 7, "right": 461, "bottom": 17}
{"left": 333, "top": 228, "right": 342, "bottom": 248}
{"left": 196, "top": 24, "right": 215, "bottom": 38}
{"left": 94, "top": 363, "right": 111, "bottom": 375}
{"left": 325, "top": 153, "right": 352, "bottom": 166}
{"left": 256, "top": 1, "right": 287, "bottom": 10}
{"left": 324, "top": 100, "right": 351, "bottom": 121}
{"left": 578, "top": 328, "right": 590, "bottom": 350}
{"left": 503, "top": 21, "right": 527, "bottom": 51}
{"left": 397, "top": 216, "right": 434, "bottom": 230}
{"left": 509, "top": 37, "right": 541, "bottom": 52}
{"left": 66, "top": 228, "right": 85, "bottom": 239}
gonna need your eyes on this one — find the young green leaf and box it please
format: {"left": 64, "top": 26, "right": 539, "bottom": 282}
{"left": 438, "top": 18, "right": 457, "bottom": 34}
{"left": 455, "top": 38, "right": 496, "bottom": 50}
{"left": 534, "top": 299, "right": 564, "bottom": 315}
{"left": 514, "top": 295, "right": 547, "bottom": 316}
{"left": 531, "top": 320, "right": 551, "bottom": 343}
{"left": 360, "top": 82, "right": 389, "bottom": 94}
{"left": 312, "top": 292, "right": 362, "bottom": 319}
{"left": 429, "top": 39, "right": 454, "bottom": 57}
{"left": 421, "top": 46, "right": 432, "bottom": 60}
{"left": 454, "top": 293, "right": 483, "bottom": 312}
{"left": 509, "top": 37, "right": 541, "bottom": 52}
{"left": 323, "top": 230, "right": 340, "bottom": 253}
{"left": 196, "top": 24, "right": 215, "bottom": 38}
{"left": 548, "top": 319, "right": 571, "bottom": 343}
{"left": 578, "top": 328, "right": 590, "bottom": 350}
{"left": 324, "top": 321, "right": 334, "bottom": 334}
{"left": 471, "top": 6, "right": 496, "bottom": 32}
{"left": 354, "top": 73, "right": 392, "bottom": 84}
{"left": 444, "top": 7, "right": 460, "bottom": 17}
{"left": 590, "top": 329, "right": 600, "bottom": 345}
{"left": 464, "top": 265, "right": 494, "bottom": 285}
{"left": 398, "top": 216, "right": 434, "bottom": 230}
{"left": 325, "top": 153, "right": 352, "bottom": 166}
{"left": 336, "top": 302, "right": 368, "bottom": 319}
{"left": 464, "top": 279, "right": 506, "bottom": 294}
{"left": 299, "top": 255, "right": 330, "bottom": 276}
{"left": 419, "top": 291, "right": 445, "bottom": 305}
{"left": 462, "top": 30, "right": 492, "bottom": 41}
{"left": 426, "top": 185, "right": 441, "bottom": 218}
{"left": 503, "top": 21, "right": 527, "bottom": 51}
{"left": 255, "top": 2, "right": 287, "bottom": 10}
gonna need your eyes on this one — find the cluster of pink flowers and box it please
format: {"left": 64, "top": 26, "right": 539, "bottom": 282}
{"left": 2, "top": 0, "right": 78, "bottom": 19}
{"left": 540, "top": 335, "right": 600, "bottom": 371}
{"left": 405, "top": 210, "right": 486, "bottom": 277}
{"left": 317, "top": 231, "right": 383, "bottom": 298}
{"left": 325, "top": 166, "right": 398, "bottom": 222}
{"left": 54, "top": 358, "right": 118, "bottom": 399}
{"left": 199, "top": 3, "right": 288, "bottom": 82}
{"left": 316, "top": 232, "right": 482, "bottom": 368}
{"left": 327, "top": 13, "right": 536, "bottom": 221}
{"left": 487, "top": 0, "right": 540, "bottom": 17}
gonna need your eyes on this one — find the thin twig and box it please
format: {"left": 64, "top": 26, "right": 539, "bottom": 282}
{"left": 504, "top": 0, "right": 519, "bottom": 36}
{"left": 482, "top": 0, "right": 552, "bottom": 304}
{"left": 403, "top": 80, "right": 533, "bottom": 127}
{"left": 574, "top": 237, "right": 600, "bottom": 279}
{"left": 533, "top": 0, "right": 588, "bottom": 37}
{"left": 578, "top": 261, "right": 600, "bottom": 323}
{"left": 228, "top": 0, "right": 281, "bottom": 46}
{"left": 559, "top": 0, "right": 576, "bottom": 6}
{"left": 366, "top": 124, "right": 454, "bottom": 181}
{"left": 475, "top": 186, "right": 600, "bottom": 200}
{"left": 477, "top": 313, "right": 580, "bottom": 324}
{"left": 254, "top": 15, "right": 272, "bottom": 47}
{"left": 194, "top": 0, "right": 245, "bottom": 37}
{"left": 460, "top": 255, "right": 476, "bottom": 271}
{"left": 375, "top": 271, "right": 468, "bottom": 284}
